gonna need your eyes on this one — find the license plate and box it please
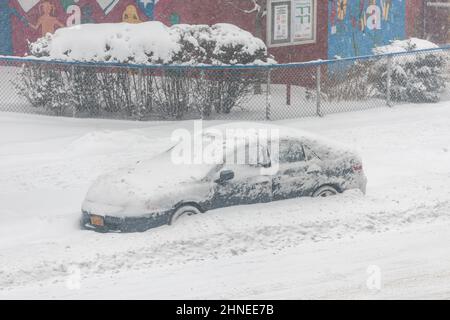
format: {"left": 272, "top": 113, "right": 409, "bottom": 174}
{"left": 90, "top": 215, "right": 104, "bottom": 227}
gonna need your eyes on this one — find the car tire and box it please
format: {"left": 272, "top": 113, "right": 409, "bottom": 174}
{"left": 169, "top": 205, "right": 201, "bottom": 225}
{"left": 312, "top": 185, "right": 338, "bottom": 198}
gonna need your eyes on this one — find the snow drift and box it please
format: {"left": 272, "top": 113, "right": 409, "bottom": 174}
{"left": 28, "top": 22, "right": 272, "bottom": 65}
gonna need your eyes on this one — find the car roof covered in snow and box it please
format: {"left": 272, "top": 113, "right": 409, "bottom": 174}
{"left": 199, "top": 122, "right": 359, "bottom": 159}
{"left": 203, "top": 122, "right": 347, "bottom": 144}
{"left": 202, "top": 122, "right": 317, "bottom": 138}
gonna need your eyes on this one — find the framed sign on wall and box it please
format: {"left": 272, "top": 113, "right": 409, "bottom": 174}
{"left": 268, "top": 0, "right": 316, "bottom": 47}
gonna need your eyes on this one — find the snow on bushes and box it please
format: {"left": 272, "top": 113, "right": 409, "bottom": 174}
{"left": 372, "top": 38, "right": 439, "bottom": 55}
{"left": 29, "top": 22, "right": 180, "bottom": 64}
{"left": 18, "top": 22, "right": 272, "bottom": 119}
{"left": 315, "top": 38, "right": 447, "bottom": 104}
{"left": 28, "top": 21, "right": 270, "bottom": 65}
{"left": 370, "top": 38, "right": 447, "bottom": 103}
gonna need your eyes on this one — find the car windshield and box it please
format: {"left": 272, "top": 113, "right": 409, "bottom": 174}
{"left": 165, "top": 134, "right": 268, "bottom": 177}
{"left": 158, "top": 140, "right": 219, "bottom": 181}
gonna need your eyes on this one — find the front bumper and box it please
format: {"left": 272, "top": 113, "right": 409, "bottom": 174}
{"left": 80, "top": 210, "right": 172, "bottom": 233}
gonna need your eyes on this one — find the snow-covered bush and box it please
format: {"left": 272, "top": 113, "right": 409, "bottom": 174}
{"left": 29, "top": 22, "right": 181, "bottom": 64}
{"left": 19, "top": 22, "right": 272, "bottom": 118}
{"left": 316, "top": 61, "right": 378, "bottom": 102}
{"left": 309, "top": 38, "right": 446, "bottom": 104}
{"left": 17, "top": 65, "right": 75, "bottom": 115}
{"left": 192, "top": 69, "right": 258, "bottom": 117}
{"left": 370, "top": 38, "right": 447, "bottom": 103}
{"left": 29, "top": 22, "right": 270, "bottom": 65}
{"left": 171, "top": 24, "right": 269, "bottom": 65}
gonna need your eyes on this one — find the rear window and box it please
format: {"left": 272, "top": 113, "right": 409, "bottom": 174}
{"left": 278, "top": 140, "right": 305, "bottom": 163}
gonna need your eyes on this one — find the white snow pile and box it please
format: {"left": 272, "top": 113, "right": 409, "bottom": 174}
{"left": 373, "top": 38, "right": 440, "bottom": 55}
{"left": 371, "top": 38, "right": 447, "bottom": 103}
{"left": 28, "top": 22, "right": 272, "bottom": 65}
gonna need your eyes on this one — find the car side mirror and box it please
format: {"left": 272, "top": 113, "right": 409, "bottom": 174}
{"left": 215, "top": 170, "right": 234, "bottom": 184}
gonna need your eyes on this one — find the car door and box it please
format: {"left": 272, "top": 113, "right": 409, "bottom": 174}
{"left": 210, "top": 145, "right": 273, "bottom": 209}
{"left": 272, "top": 139, "right": 316, "bottom": 200}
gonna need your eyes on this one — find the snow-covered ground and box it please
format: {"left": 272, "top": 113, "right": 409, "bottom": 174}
{"left": 0, "top": 101, "right": 449, "bottom": 299}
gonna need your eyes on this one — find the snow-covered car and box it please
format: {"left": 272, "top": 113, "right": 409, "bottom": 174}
{"left": 81, "top": 123, "right": 367, "bottom": 232}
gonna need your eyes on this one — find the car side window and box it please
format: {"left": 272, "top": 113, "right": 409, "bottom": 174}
{"left": 235, "top": 143, "right": 271, "bottom": 168}
{"left": 210, "top": 143, "right": 270, "bottom": 181}
{"left": 278, "top": 140, "right": 306, "bottom": 164}
{"left": 303, "top": 144, "right": 321, "bottom": 161}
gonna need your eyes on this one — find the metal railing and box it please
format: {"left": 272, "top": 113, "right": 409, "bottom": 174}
{"left": 1, "top": 46, "right": 449, "bottom": 121}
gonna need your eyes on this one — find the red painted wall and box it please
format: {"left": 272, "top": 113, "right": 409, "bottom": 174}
{"left": 406, "top": 0, "right": 425, "bottom": 38}
{"left": 3, "top": 0, "right": 443, "bottom": 61}
{"left": 424, "top": 0, "right": 450, "bottom": 44}
{"left": 157, "top": 0, "right": 328, "bottom": 63}
{"left": 406, "top": 0, "right": 449, "bottom": 44}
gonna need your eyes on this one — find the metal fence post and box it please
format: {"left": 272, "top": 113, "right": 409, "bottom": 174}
{"left": 286, "top": 83, "right": 291, "bottom": 105}
{"left": 71, "top": 65, "right": 76, "bottom": 118}
{"left": 316, "top": 64, "right": 322, "bottom": 117}
{"left": 138, "top": 68, "right": 143, "bottom": 119}
{"left": 386, "top": 55, "right": 393, "bottom": 107}
{"left": 200, "top": 69, "right": 205, "bottom": 120}
{"left": 266, "top": 68, "right": 271, "bottom": 121}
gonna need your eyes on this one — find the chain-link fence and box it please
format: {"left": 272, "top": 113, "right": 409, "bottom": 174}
{"left": 1, "top": 46, "right": 449, "bottom": 121}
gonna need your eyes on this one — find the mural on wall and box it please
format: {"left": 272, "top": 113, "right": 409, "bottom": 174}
{"left": 64, "top": 1, "right": 116, "bottom": 26}
{"left": 29, "top": 1, "right": 65, "bottom": 37}
{"left": 0, "top": 0, "right": 29, "bottom": 55}
{"left": 0, "top": 0, "right": 172, "bottom": 56}
{"left": 96, "top": 0, "right": 120, "bottom": 15}
{"left": 328, "top": 0, "right": 406, "bottom": 59}
{"left": 17, "top": 0, "right": 41, "bottom": 12}
{"left": 122, "top": 4, "right": 142, "bottom": 23}
{"left": 136, "top": 0, "right": 158, "bottom": 20}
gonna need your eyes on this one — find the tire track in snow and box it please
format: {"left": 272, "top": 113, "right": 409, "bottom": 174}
{"left": 1, "top": 194, "right": 449, "bottom": 290}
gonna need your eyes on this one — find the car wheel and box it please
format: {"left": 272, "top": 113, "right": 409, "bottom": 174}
{"left": 170, "top": 205, "right": 201, "bottom": 225}
{"left": 313, "top": 185, "right": 338, "bottom": 198}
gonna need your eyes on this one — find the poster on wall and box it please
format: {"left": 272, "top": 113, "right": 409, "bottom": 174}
{"left": 269, "top": 0, "right": 316, "bottom": 47}
{"left": 328, "top": 0, "right": 406, "bottom": 59}
{"left": 292, "top": 0, "right": 314, "bottom": 41}
{"left": 271, "top": 1, "right": 291, "bottom": 44}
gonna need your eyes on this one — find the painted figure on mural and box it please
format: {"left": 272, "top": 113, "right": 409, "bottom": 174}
{"left": 381, "top": 0, "right": 392, "bottom": 20}
{"left": 337, "top": 0, "right": 347, "bottom": 21}
{"left": 29, "top": 1, "right": 65, "bottom": 37}
{"left": 123, "top": 5, "right": 142, "bottom": 23}
{"left": 358, "top": 0, "right": 366, "bottom": 32}
{"left": 0, "top": 0, "right": 28, "bottom": 55}
{"left": 136, "top": 0, "right": 157, "bottom": 20}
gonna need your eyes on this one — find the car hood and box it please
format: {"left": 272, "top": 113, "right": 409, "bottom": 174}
{"left": 82, "top": 154, "right": 214, "bottom": 216}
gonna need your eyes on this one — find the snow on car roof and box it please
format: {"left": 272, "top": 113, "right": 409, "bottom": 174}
{"left": 202, "top": 122, "right": 352, "bottom": 148}
{"left": 201, "top": 122, "right": 312, "bottom": 140}
{"left": 198, "top": 122, "right": 360, "bottom": 160}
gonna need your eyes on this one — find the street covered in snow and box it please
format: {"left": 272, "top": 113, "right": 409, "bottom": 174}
{"left": 1, "top": 100, "right": 449, "bottom": 299}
